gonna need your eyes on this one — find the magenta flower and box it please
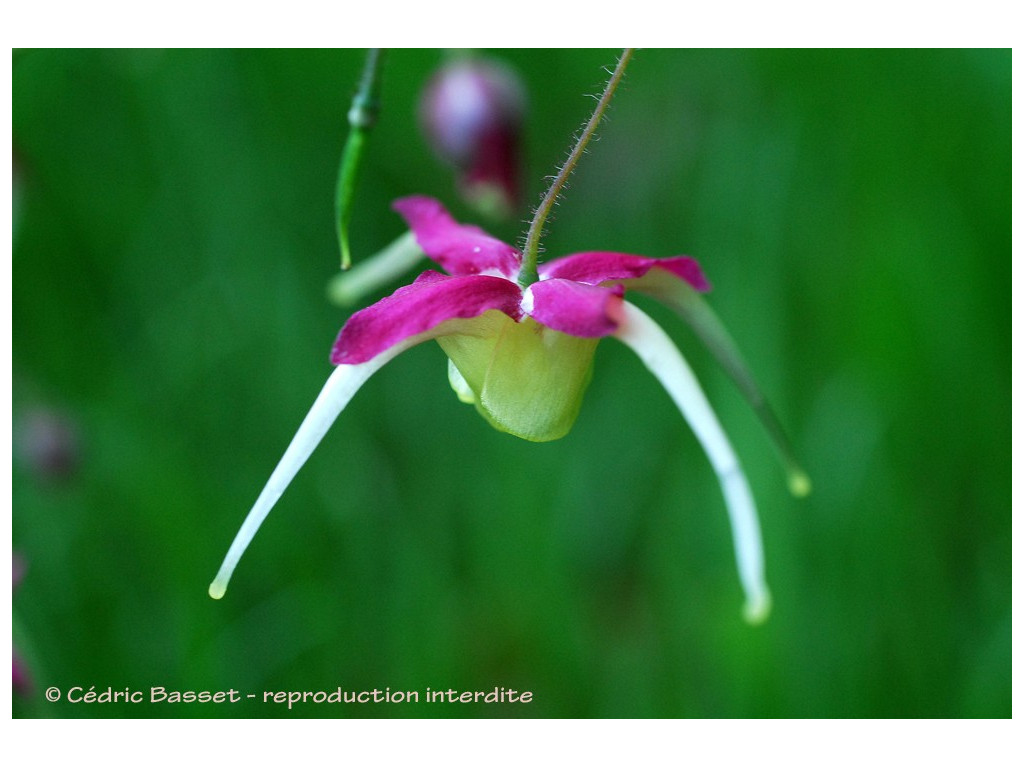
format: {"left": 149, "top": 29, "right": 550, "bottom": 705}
{"left": 211, "top": 196, "right": 775, "bottom": 622}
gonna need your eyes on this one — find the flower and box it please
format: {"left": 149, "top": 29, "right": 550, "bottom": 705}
{"left": 420, "top": 57, "right": 525, "bottom": 218}
{"left": 211, "top": 196, "right": 774, "bottom": 623}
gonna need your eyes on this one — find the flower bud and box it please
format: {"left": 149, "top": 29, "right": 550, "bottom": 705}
{"left": 420, "top": 56, "right": 525, "bottom": 219}
{"left": 13, "top": 654, "right": 30, "bottom": 694}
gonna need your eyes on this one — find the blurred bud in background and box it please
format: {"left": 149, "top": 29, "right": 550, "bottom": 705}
{"left": 12, "top": 652, "right": 31, "bottom": 696}
{"left": 420, "top": 55, "right": 526, "bottom": 219}
{"left": 16, "top": 408, "right": 81, "bottom": 485}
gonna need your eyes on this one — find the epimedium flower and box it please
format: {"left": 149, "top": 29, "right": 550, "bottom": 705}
{"left": 210, "top": 195, "right": 787, "bottom": 623}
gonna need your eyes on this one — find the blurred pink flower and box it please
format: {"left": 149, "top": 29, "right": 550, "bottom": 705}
{"left": 421, "top": 56, "right": 525, "bottom": 218}
{"left": 16, "top": 408, "right": 80, "bottom": 484}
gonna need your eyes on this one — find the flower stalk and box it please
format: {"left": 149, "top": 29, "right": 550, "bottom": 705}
{"left": 517, "top": 48, "right": 634, "bottom": 287}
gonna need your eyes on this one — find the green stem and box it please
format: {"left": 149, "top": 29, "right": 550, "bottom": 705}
{"left": 336, "top": 48, "right": 386, "bottom": 270}
{"left": 517, "top": 48, "right": 634, "bottom": 286}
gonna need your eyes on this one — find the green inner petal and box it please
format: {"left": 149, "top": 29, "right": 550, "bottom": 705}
{"left": 437, "top": 310, "right": 507, "bottom": 399}
{"left": 438, "top": 312, "right": 598, "bottom": 442}
{"left": 447, "top": 359, "right": 477, "bottom": 404}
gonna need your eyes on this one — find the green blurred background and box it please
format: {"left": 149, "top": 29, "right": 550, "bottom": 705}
{"left": 12, "top": 49, "right": 1009, "bottom": 717}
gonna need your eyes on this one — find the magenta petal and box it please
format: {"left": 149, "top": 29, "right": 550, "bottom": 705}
{"left": 528, "top": 279, "right": 624, "bottom": 338}
{"left": 393, "top": 196, "right": 522, "bottom": 278}
{"left": 331, "top": 270, "right": 523, "bottom": 364}
{"left": 539, "top": 251, "right": 711, "bottom": 292}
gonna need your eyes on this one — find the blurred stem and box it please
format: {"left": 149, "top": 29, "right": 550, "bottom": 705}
{"left": 335, "top": 48, "right": 386, "bottom": 270}
{"left": 517, "top": 48, "right": 634, "bottom": 287}
{"left": 326, "top": 231, "right": 423, "bottom": 307}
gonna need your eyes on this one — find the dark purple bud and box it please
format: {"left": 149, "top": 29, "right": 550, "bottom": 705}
{"left": 16, "top": 408, "right": 81, "bottom": 484}
{"left": 420, "top": 57, "right": 526, "bottom": 218}
{"left": 13, "top": 553, "right": 26, "bottom": 590}
{"left": 13, "top": 652, "right": 32, "bottom": 696}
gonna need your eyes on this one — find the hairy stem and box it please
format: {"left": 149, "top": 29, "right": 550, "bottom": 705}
{"left": 517, "top": 48, "right": 634, "bottom": 286}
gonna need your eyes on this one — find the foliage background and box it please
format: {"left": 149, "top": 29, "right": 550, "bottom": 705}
{"left": 12, "top": 49, "right": 1009, "bottom": 718}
